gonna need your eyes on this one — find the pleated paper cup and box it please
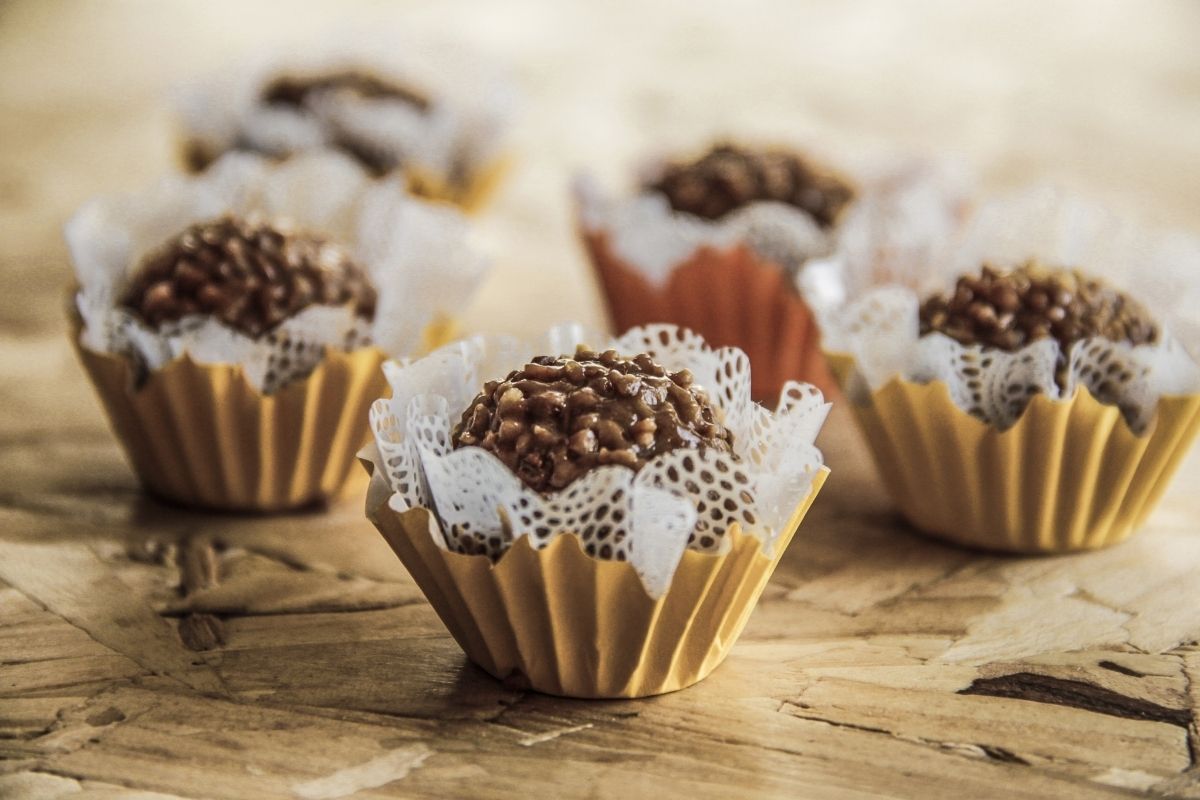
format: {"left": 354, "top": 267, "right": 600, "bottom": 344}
{"left": 76, "top": 336, "right": 387, "bottom": 512}
{"left": 364, "top": 462, "right": 828, "bottom": 699}
{"left": 583, "top": 230, "right": 835, "bottom": 401}
{"left": 827, "top": 352, "right": 1200, "bottom": 553}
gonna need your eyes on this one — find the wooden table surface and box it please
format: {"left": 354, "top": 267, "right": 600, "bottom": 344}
{"left": 2, "top": 2, "right": 1199, "bottom": 798}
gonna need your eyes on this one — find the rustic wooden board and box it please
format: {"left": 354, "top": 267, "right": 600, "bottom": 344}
{"left": 2, "top": 2, "right": 1199, "bottom": 797}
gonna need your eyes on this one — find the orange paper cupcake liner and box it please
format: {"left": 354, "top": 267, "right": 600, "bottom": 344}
{"left": 827, "top": 352, "right": 1200, "bottom": 553}
{"left": 364, "top": 460, "right": 828, "bottom": 699}
{"left": 582, "top": 230, "right": 835, "bottom": 401}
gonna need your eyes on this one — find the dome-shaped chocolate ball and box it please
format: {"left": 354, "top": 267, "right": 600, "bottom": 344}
{"left": 121, "top": 215, "right": 376, "bottom": 339}
{"left": 646, "top": 142, "right": 856, "bottom": 227}
{"left": 260, "top": 69, "right": 430, "bottom": 112}
{"left": 919, "top": 261, "right": 1159, "bottom": 359}
{"left": 452, "top": 346, "right": 735, "bottom": 492}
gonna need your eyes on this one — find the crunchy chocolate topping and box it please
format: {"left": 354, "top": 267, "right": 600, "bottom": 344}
{"left": 919, "top": 261, "right": 1159, "bottom": 357}
{"left": 121, "top": 215, "right": 376, "bottom": 339}
{"left": 258, "top": 70, "right": 431, "bottom": 177}
{"left": 261, "top": 69, "right": 430, "bottom": 113}
{"left": 646, "top": 142, "right": 856, "bottom": 227}
{"left": 452, "top": 346, "right": 734, "bottom": 493}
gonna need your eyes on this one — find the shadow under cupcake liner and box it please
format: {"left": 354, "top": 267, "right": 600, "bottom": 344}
{"left": 827, "top": 352, "right": 1200, "bottom": 553}
{"left": 582, "top": 230, "right": 836, "bottom": 401}
{"left": 364, "top": 462, "right": 828, "bottom": 699}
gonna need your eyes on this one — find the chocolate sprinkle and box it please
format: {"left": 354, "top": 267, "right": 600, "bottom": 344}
{"left": 261, "top": 69, "right": 430, "bottom": 113}
{"left": 121, "top": 215, "right": 376, "bottom": 339}
{"left": 646, "top": 142, "right": 856, "bottom": 227}
{"left": 257, "top": 70, "right": 431, "bottom": 177}
{"left": 919, "top": 261, "right": 1159, "bottom": 363}
{"left": 452, "top": 346, "right": 734, "bottom": 493}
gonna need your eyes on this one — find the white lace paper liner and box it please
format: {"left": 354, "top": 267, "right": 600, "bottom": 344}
{"left": 66, "top": 152, "right": 488, "bottom": 393}
{"left": 577, "top": 157, "right": 972, "bottom": 298}
{"left": 368, "top": 324, "right": 829, "bottom": 597}
{"left": 818, "top": 188, "right": 1200, "bottom": 433}
{"left": 175, "top": 34, "right": 517, "bottom": 188}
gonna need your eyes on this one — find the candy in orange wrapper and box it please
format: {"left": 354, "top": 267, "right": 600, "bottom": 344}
{"left": 576, "top": 148, "right": 970, "bottom": 403}
{"left": 175, "top": 34, "right": 518, "bottom": 214}
{"left": 363, "top": 324, "right": 830, "bottom": 698}
{"left": 819, "top": 190, "right": 1200, "bottom": 553}
{"left": 66, "top": 152, "right": 488, "bottom": 512}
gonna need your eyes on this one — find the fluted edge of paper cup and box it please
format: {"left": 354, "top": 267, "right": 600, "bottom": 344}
{"left": 364, "top": 461, "right": 828, "bottom": 699}
{"left": 827, "top": 352, "right": 1200, "bottom": 553}
{"left": 582, "top": 229, "right": 835, "bottom": 401}
{"left": 74, "top": 333, "right": 387, "bottom": 513}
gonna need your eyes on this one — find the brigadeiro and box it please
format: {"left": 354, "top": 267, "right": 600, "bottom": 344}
{"left": 453, "top": 346, "right": 733, "bottom": 496}
{"left": 577, "top": 141, "right": 858, "bottom": 400}
{"left": 919, "top": 263, "right": 1158, "bottom": 365}
{"left": 363, "top": 324, "right": 830, "bottom": 698}
{"left": 122, "top": 215, "right": 378, "bottom": 341}
{"left": 67, "top": 152, "right": 487, "bottom": 511}
{"left": 648, "top": 143, "right": 856, "bottom": 228}
{"left": 820, "top": 191, "right": 1200, "bottom": 554}
{"left": 174, "top": 36, "right": 517, "bottom": 212}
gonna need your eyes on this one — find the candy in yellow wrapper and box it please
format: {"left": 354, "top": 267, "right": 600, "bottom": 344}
{"left": 65, "top": 152, "right": 488, "bottom": 513}
{"left": 827, "top": 352, "right": 1200, "bottom": 553}
{"left": 362, "top": 323, "right": 831, "bottom": 697}
{"left": 364, "top": 453, "right": 828, "bottom": 699}
{"left": 173, "top": 36, "right": 518, "bottom": 216}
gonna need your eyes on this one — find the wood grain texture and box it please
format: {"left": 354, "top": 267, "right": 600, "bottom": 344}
{"left": 1, "top": 1, "right": 1199, "bottom": 797}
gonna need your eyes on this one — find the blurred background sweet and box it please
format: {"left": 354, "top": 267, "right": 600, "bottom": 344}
{"left": 4, "top": 0, "right": 1200, "bottom": 433}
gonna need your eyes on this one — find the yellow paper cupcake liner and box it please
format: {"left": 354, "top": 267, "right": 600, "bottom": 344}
{"left": 364, "top": 463, "right": 828, "bottom": 698}
{"left": 827, "top": 352, "right": 1200, "bottom": 553}
{"left": 71, "top": 310, "right": 461, "bottom": 512}
{"left": 76, "top": 340, "right": 386, "bottom": 512}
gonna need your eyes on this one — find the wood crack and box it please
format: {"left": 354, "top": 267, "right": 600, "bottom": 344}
{"left": 779, "top": 703, "right": 1033, "bottom": 767}
{"left": 1097, "top": 660, "right": 1147, "bottom": 678}
{"left": 960, "top": 672, "right": 1193, "bottom": 728}
{"left": 1178, "top": 650, "right": 1199, "bottom": 770}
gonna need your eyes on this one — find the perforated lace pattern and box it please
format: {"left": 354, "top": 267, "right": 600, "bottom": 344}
{"left": 67, "top": 152, "right": 487, "bottom": 393}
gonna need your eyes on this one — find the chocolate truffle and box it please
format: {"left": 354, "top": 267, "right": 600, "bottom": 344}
{"left": 121, "top": 215, "right": 376, "bottom": 338}
{"left": 646, "top": 143, "right": 856, "bottom": 228}
{"left": 919, "top": 262, "right": 1158, "bottom": 361}
{"left": 258, "top": 70, "right": 430, "bottom": 178}
{"left": 452, "top": 346, "right": 735, "bottom": 492}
